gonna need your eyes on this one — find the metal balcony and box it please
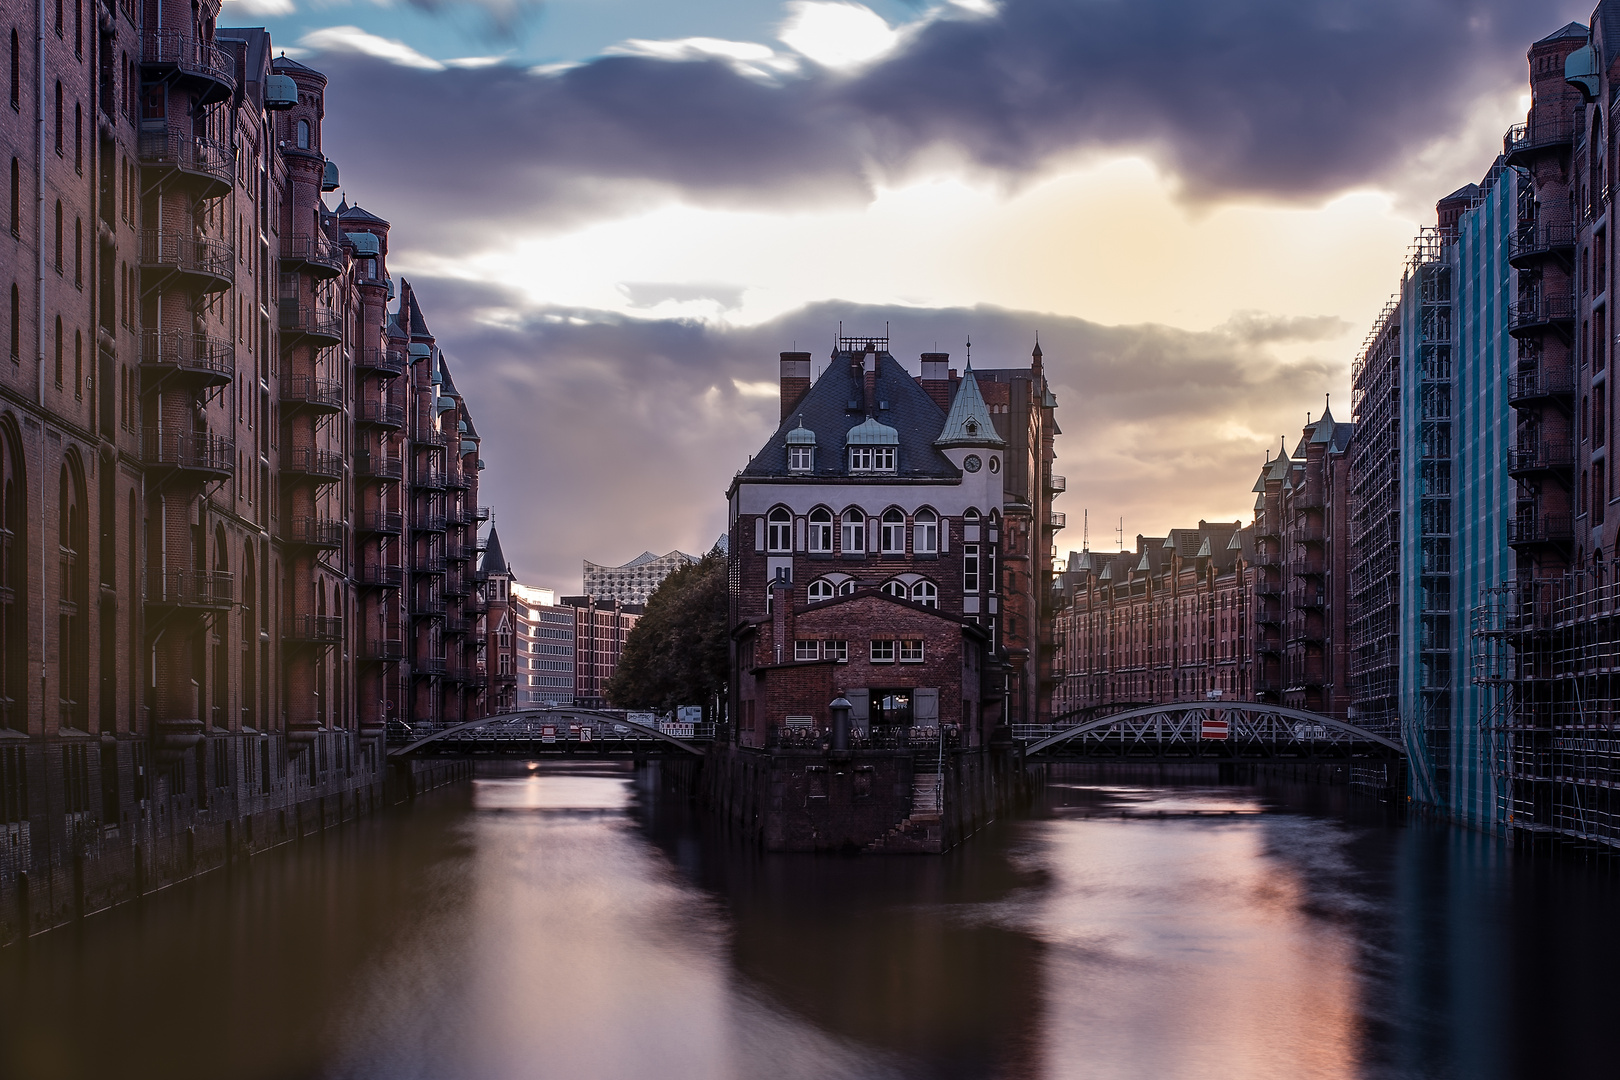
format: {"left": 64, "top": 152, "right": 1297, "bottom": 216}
{"left": 357, "top": 453, "right": 404, "bottom": 483}
{"left": 415, "top": 514, "right": 447, "bottom": 534}
{"left": 1508, "top": 369, "right": 1575, "bottom": 407}
{"left": 1508, "top": 296, "right": 1576, "bottom": 338}
{"left": 1291, "top": 589, "right": 1326, "bottom": 609}
{"left": 1508, "top": 514, "right": 1575, "bottom": 547}
{"left": 444, "top": 574, "right": 469, "bottom": 597}
{"left": 285, "top": 615, "right": 343, "bottom": 644}
{"left": 357, "top": 564, "right": 404, "bottom": 589}
{"left": 140, "top": 231, "right": 233, "bottom": 293}
{"left": 412, "top": 596, "right": 447, "bottom": 618}
{"left": 414, "top": 553, "right": 446, "bottom": 575}
{"left": 413, "top": 656, "right": 448, "bottom": 676}
{"left": 1508, "top": 222, "right": 1576, "bottom": 269}
{"left": 140, "top": 330, "right": 233, "bottom": 387}
{"left": 144, "top": 568, "right": 233, "bottom": 609}
{"left": 1507, "top": 442, "right": 1575, "bottom": 478}
{"left": 368, "top": 639, "right": 406, "bottom": 662}
{"left": 356, "top": 400, "right": 405, "bottom": 429}
{"left": 282, "top": 447, "right": 344, "bottom": 483}
{"left": 278, "top": 300, "right": 343, "bottom": 347}
{"left": 445, "top": 617, "right": 472, "bottom": 636}
{"left": 355, "top": 347, "right": 407, "bottom": 376}
{"left": 137, "top": 132, "right": 233, "bottom": 199}
{"left": 412, "top": 467, "right": 446, "bottom": 490}
{"left": 1046, "top": 474, "right": 1066, "bottom": 493}
{"left": 280, "top": 374, "right": 346, "bottom": 414}
{"left": 140, "top": 29, "right": 235, "bottom": 105}
{"left": 1504, "top": 119, "right": 1575, "bottom": 167}
{"left": 474, "top": 505, "right": 491, "bottom": 522}
{"left": 358, "top": 511, "right": 403, "bottom": 536}
{"left": 285, "top": 516, "right": 344, "bottom": 549}
{"left": 1046, "top": 511, "right": 1065, "bottom": 530}
{"left": 141, "top": 429, "right": 233, "bottom": 481}
{"left": 279, "top": 234, "right": 345, "bottom": 279}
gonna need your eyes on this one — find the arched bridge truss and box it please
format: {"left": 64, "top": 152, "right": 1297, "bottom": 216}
{"left": 388, "top": 709, "right": 709, "bottom": 759}
{"left": 1023, "top": 702, "right": 1405, "bottom": 764}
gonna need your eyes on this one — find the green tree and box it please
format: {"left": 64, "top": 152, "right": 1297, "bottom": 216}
{"left": 606, "top": 550, "right": 729, "bottom": 719}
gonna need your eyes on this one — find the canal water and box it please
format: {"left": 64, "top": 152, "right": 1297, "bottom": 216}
{"left": 3, "top": 763, "right": 1619, "bottom": 1080}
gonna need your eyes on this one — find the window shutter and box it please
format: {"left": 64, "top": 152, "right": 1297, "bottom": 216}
{"left": 847, "top": 689, "right": 870, "bottom": 734}
{"left": 754, "top": 516, "right": 765, "bottom": 552}
{"left": 915, "top": 688, "right": 939, "bottom": 727}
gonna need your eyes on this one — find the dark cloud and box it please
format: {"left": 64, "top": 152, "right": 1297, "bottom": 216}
{"left": 408, "top": 285, "right": 1342, "bottom": 588}
{"left": 317, "top": 0, "right": 1588, "bottom": 249}
{"left": 399, "top": 0, "right": 545, "bottom": 41}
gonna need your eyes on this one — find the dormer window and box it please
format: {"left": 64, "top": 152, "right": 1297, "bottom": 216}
{"left": 850, "top": 446, "right": 895, "bottom": 472}
{"left": 786, "top": 419, "right": 816, "bottom": 473}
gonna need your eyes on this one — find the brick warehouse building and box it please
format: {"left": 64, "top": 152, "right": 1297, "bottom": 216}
{"left": 716, "top": 334, "right": 1056, "bottom": 851}
{"left": 0, "top": 6, "right": 492, "bottom": 941}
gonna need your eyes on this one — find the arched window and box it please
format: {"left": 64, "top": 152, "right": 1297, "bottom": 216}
{"left": 807, "top": 507, "right": 833, "bottom": 552}
{"left": 766, "top": 506, "right": 792, "bottom": 553}
{"left": 911, "top": 580, "right": 938, "bottom": 608}
{"left": 840, "top": 509, "right": 864, "bottom": 553}
{"left": 764, "top": 588, "right": 774, "bottom": 615}
{"left": 54, "top": 82, "right": 62, "bottom": 155}
{"left": 837, "top": 580, "right": 857, "bottom": 596}
{"left": 9, "top": 31, "right": 19, "bottom": 110}
{"left": 880, "top": 508, "right": 906, "bottom": 554}
{"left": 296, "top": 119, "right": 310, "bottom": 149}
{"left": 881, "top": 580, "right": 907, "bottom": 599}
{"left": 807, "top": 579, "right": 835, "bottom": 603}
{"left": 914, "top": 508, "right": 938, "bottom": 554}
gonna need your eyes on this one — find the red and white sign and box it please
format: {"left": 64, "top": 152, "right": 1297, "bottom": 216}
{"left": 1200, "top": 716, "right": 1230, "bottom": 740}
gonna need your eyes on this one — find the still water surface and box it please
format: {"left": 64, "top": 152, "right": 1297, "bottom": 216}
{"left": 3, "top": 764, "right": 1619, "bottom": 1080}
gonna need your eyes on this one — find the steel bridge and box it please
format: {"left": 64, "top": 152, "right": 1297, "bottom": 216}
{"left": 388, "top": 709, "right": 711, "bottom": 760}
{"left": 1016, "top": 701, "right": 1405, "bottom": 764}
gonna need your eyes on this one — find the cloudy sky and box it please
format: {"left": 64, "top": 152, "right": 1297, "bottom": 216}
{"left": 225, "top": 0, "right": 1589, "bottom": 589}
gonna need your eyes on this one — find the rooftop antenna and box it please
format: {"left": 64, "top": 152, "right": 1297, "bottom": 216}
{"left": 1083, "top": 509, "right": 1089, "bottom": 552}
{"left": 965, "top": 336, "right": 972, "bottom": 367}
{"left": 1117, "top": 517, "right": 1124, "bottom": 550}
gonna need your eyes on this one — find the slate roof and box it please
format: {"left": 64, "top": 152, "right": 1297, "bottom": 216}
{"left": 935, "top": 366, "right": 1004, "bottom": 449}
{"left": 481, "top": 528, "right": 510, "bottom": 576}
{"left": 402, "top": 283, "right": 432, "bottom": 338}
{"left": 742, "top": 350, "right": 959, "bottom": 479}
{"left": 1538, "top": 20, "right": 1589, "bottom": 44}
{"left": 338, "top": 202, "right": 389, "bottom": 227}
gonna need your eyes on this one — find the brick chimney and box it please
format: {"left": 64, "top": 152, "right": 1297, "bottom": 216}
{"left": 919, "top": 352, "right": 951, "bottom": 411}
{"left": 780, "top": 352, "right": 811, "bottom": 419}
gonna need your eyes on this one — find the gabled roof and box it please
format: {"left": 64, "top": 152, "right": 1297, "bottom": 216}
{"left": 740, "top": 350, "right": 958, "bottom": 479}
{"left": 1537, "top": 21, "right": 1588, "bottom": 44}
{"left": 339, "top": 202, "right": 389, "bottom": 226}
{"left": 1267, "top": 444, "right": 1292, "bottom": 481}
{"left": 481, "top": 528, "right": 510, "bottom": 577}
{"left": 935, "top": 366, "right": 1005, "bottom": 449}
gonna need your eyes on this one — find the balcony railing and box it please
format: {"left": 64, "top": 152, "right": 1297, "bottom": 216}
{"left": 356, "top": 347, "right": 407, "bottom": 376}
{"left": 413, "top": 596, "right": 447, "bottom": 617}
{"left": 414, "top": 655, "right": 448, "bottom": 676}
{"left": 279, "top": 233, "right": 345, "bottom": 277}
{"left": 144, "top": 568, "right": 234, "bottom": 609}
{"left": 1504, "top": 119, "right": 1575, "bottom": 164}
{"left": 357, "top": 564, "right": 404, "bottom": 588}
{"left": 1507, "top": 442, "right": 1576, "bottom": 475}
{"left": 412, "top": 467, "right": 446, "bottom": 490}
{"left": 1508, "top": 296, "right": 1576, "bottom": 334}
{"left": 1508, "top": 221, "right": 1576, "bottom": 266}
{"left": 416, "top": 514, "right": 447, "bottom": 534}
{"left": 1046, "top": 474, "right": 1066, "bottom": 493}
{"left": 280, "top": 374, "right": 346, "bottom": 413}
{"left": 141, "top": 429, "right": 233, "bottom": 477}
{"left": 140, "top": 330, "right": 233, "bottom": 385}
{"left": 137, "top": 131, "right": 232, "bottom": 195}
{"left": 1508, "top": 514, "right": 1575, "bottom": 546}
{"left": 282, "top": 447, "right": 344, "bottom": 482}
{"left": 140, "top": 29, "right": 235, "bottom": 102}
{"left": 414, "top": 553, "right": 447, "bottom": 574}
{"left": 278, "top": 300, "right": 343, "bottom": 344}
{"left": 356, "top": 400, "right": 405, "bottom": 428}
{"left": 285, "top": 615, "right": 344, "bottom": 644}
{"left": 358, "top": 510, "right": 404, "bottom": 535}
{"left": 1291, "top": 589, "right": 1326, "bottom": 609}
{"left": 445, "top": 617, "right": 472, "bottom": 636}
{"left": 356, "top": 452, "right": 404, "bottom": 481}
{"left": 286, "top": 517, "right": 344, "bottom": 548}
{"left": 1047, "top": 511, "right": 1065, "bottom": 530}
{"left": 1509, "top": 368, "right": 1575, "bottom": 405}
{"left": 444, "top": 574, "right": 469, "bottom": 597}
{"left": 474, "top": 505, "right": 491, "bottom": 522}
{"left": 368, "top": 639, "right": 406, "bottom": 662}
{"left": 140, "top": 231, "right": 233, "bottom": 290}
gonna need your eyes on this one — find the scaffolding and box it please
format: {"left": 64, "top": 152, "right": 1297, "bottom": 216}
{"left": 1348, "top": 298, "right": 1402, "bottom": 743}
{"left": 1472, "top": 573, "right": 1620, "bottom": 847}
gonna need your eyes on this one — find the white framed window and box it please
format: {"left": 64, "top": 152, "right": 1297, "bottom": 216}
{"left": 767, "top": 507, "right": 792, "bottom": 552}
{"left": 837, "top": 580, "right": 858, "bottom": 596}
{"left": 808, "top": 507, "right": 833, "bottom": 551}
{"left": 963, "top": 544, "right": 979, "bottom": 592}
{"left": 899, "top": 640, "right": 924, "bottom": 663}
{"left": 882, "top": 580, "right": 907, "bottom": 599}
{"left": 913, "top": 508, "right": 938, "bottom": 553}
{"left": 788, "top": 445, "right": 813, "bottom": 472}
{"left": 824, "top": 639, "right": 848, "bottom": 661}
{"left": 880, "top": 508, "right": 906, "bottom": 553}
{"left": 764, "top": 588, "right": 774, "bottom": 615}
{"left": 841, "top": 509, "right": 865, "bottom": 553}
{"left": 794, "top": 640, "right": 820, "bottom": 661}
{"left": 849, "top": 446, "right": 895, "bottom": 472}
{"left": 807, "top": 579, "right": 835, "bottom": 603}
{"left": 869, "top": 640, "right": 895, "bottom": 663}
{"left": 911, "top": 581, "right": 937, "bottom": 608}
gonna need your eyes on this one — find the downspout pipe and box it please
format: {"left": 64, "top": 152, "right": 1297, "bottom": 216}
{"left": 36, "top": 0, "right": 47, "bottom": 729}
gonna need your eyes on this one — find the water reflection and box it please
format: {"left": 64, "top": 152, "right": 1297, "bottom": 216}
{"left": 3, "top": 764, "right": 1620, "bottom": 1079}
